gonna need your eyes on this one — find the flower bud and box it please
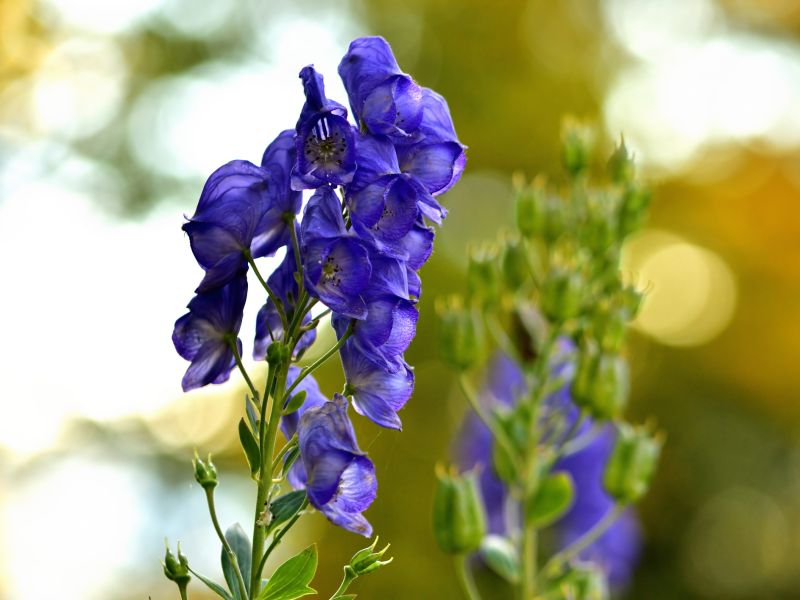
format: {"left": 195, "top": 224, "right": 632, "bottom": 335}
{"left": 349, "top": 537, "right": 393, "bottom": 576}
{"left": 604, "top": 423, "right": 662, "bottom": 504}
{"left": 501, "top": 236, "right": 530, "bottom": 292}
{"left": 437, "top": 298, "right": 485, "bottom": 371}
{"left": 266, "top": 340, "right": 291, "bottom": 367}
{"left": 561, "top": 118, "right": 595, "bottom": 177}
{"left": 467, "top": 244, "right": 501, "bottom": 307}
{"left": 571, "top": 345, "right": 629, "bottom": 420}
{"left": 515, "top": 176, "right": 546, "bottom": 238}
{"left": 433, "top": 467, "right": 487, "bottom": 554}
{"left": 545, "top": 563, "right": 609, "bottom": 600}
{"left": 541, "top": 266, "right": 583, "bottom": 323}
{"left": 162, "top": 540, "right": 191, "bottom": 586}
{"left": 607, "top": 137, "right": 635, "bottom": 185}
{"left": 193, "top": 452, "right": 218, "bottom": 490}
{"left": 618, "top": 184, "right": 651, "bottom": 239}
{"left": 592, "top": 303, "right": 628, "bottom": 353}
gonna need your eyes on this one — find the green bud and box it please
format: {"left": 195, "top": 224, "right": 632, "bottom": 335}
{"left": 541, "top": 266, "right": 583, "bottom": 323}
{"left": 349, "top": 537, "right": 393, "bottom": 576}
{"left": 266, "top": 341, "right": 291, "bottom": 366}
{"left": 193, "top": 452, "right": 218, "bottom": 490}
{"left": 592, "top": 302, "right": 628, "bottom": 353}
{"left": 604, "top": 423, "right": 662, "bottom": 504}
{"left": 620, "top": 284, "right": 645, "bottom": 318}
{"left": 515, "top": 176, "right": 546, "bottom": 238}
{"left": 607, "top": 137, "right": 635, "bottom": 185}
{"left": 561, "top": 118, "right": 595, "bottom": 177}
{"left": 467, "top": 244, "right": 501, "bottom": 307}
{"left": 501, "top": 236, "right": 529, "bottom": 292}
{"left": 583, "top": 192, "right": 619, "bottom": 253}
{"left": 433, "top": 467, "right": 487, "bottom": 554}
{"left": 162, "top": 540, "right": 191, "bottom": 586}
{"left": 545, "top": 563, "right": 609, "bottom": 600}
{"left": 618, "top": 184, "right": 651, "bottom": 239}
{"left": 572, "top": 347, "right": 629, "bottom": 420}
{"left": 480, "top": 535, "right": 520, "bottom": 583}
{"left": 437, "top": 298, "right": 485, "bottom": 371}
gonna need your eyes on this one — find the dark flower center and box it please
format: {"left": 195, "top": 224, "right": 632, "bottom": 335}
{"left": 322, "top": 255, "right": 343, "bottom": 286}
{"left": 305, "top": 118, "right": 348, "bottom": 168}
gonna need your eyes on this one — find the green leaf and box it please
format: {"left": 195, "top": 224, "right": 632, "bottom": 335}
{"left": 281, "top": 446, "right": 301, "bottom": 478}
{"left": 255, "top": 544, "right": 317, "bottom": 600}
{"left": 331, "top": 596, "right": 357, "bottom": 600}
{"left": 479, "top": 535, "right": 519, "bottom": 583}
{"left": 239, "top": 418, "right": 261, "bottom": 477}
{"left": 282, "top": 390, "right": 307, "bottom": 416}
{"left": 221, "top": 523, "right": 252, "bottom": 600}
{"left": 526, "top": 471, "right": 575, "bottom": 528}
{"left": 270, "top": 490, "right": 307, "bottom": 528}
{"left": 187, "top": 567, "right": 233, "bottom": 600}
{"left": 245, "top": 395, "right": 259, "bottom": 432}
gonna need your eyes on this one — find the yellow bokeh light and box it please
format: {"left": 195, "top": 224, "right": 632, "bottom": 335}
{"left": 622, "top": 230, "right": 738, "bottom": 346}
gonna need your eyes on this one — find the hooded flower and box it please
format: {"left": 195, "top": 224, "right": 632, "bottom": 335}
{"left": 292, "top": 66, "right": 357, "bottom": 189}
{"left": 295, "top": 394, "right": 377, "bottom": 536}
{"left": 172, "top": 274, "right": 247, "bottom": 392}
{"left": 184, "top": 158, "right": 299, "bottom": 293}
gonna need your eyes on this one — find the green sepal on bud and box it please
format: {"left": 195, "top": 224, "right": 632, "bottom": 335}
{"left": 544, "top": 562, "right": 609, "bottom": 600}
{"left": 437, "top": 297, "right": 485, "bottom": 371}
{"left": 433, "top": 466, "right": 487, "bottom": 554}
{"left": 572, "top": 345, "right": 630, "bottom": 420}
{"left": 604, "top": 422, "right": 663, "bottom": 504}
{"left": 607, "top": 136, "right": 635, "bottom": 185}
{"left": 467, "top": 244, "right": 501, "bottom": 307}
{"left": 591, "top": 301, "right": 629, "bottom": 353}
{"left": 349, "top": 537, "right": 393, "bottom": 576}
{"left": 162, "top": 540, "right": 191, "bottom": 586}
{"left": 561, "top": 118, "right": 595, "bottom": 177}
{"left": 541, "top": 265, "right": 583, "bottom": 323}
{"left": 515, "top": 175, "right": 546, "bottom": 239}
{"left": 193, "top": 452, "right": 218, "bottom": 490}
{"left": 618, "top": 184, "right": 652, "bottom": 239}
{"left": 501, "top": 235, "right": 530, "bottom": 292}
{"left": 266, "top": 340, "right": 291, "bottom": 367}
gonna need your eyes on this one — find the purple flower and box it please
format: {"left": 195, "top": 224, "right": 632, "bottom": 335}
{"left": 184, "top": 155, "right": 300, "bottom": 293}
{"left": 295, "top": 394, "right": 377, "bottom": 536}
{"left": 172, "top": 274, "right": 247, "bottom": 392}
{"left": 253, "top": 249, "right": 317, "bottom": 361}
{"left": 338, "top": 36, "right": 423, "bottom": 140}
{"left": 340, "top": 341, "right": 414, "bottom": 430}
{"left": 300, "top": 187, "right": 372, "bottom": 319}
{"left": 280, "top": 368, "right": 328, "bottom": 440}
{"left": 292, "top": 66, "right": 356, "bottom": 189}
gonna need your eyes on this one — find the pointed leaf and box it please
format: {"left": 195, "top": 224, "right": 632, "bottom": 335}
{"left": 221, "top": 523, "right": 253, "bottom": 600}
{"left": 246, "top": 395, "right": 259, "bottom": 432}
{"left": 282, "top": 390, "right": 307, "bottom": 416}
{"left": 526, "top": 471, "right": 575, "bottom": 528}
{"left": 188, "top": 567, "right": 234, "bottom": 600}
{"left": 255, "top": 544, "right": 317, "bottom": 600}
{"left": 281, "top": 446, "right": 301, "bottom": 478}
{"left": 239, "top": 418, "right": 261, "bottom": 477}
{"left": 269, "top": 490, "right": 307, "bottom": 528}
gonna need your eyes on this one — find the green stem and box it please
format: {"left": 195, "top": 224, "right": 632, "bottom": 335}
{"left": 455, "top": 554, "right": 481, "bottom": 600}
{"left": 271, "top": 434, "right": 298, "bottom": 473}
{"left": 540, "top": 504, "right": 625, "bottom": 578}
{"left": 283, "top": 320, "right": 355, "bottom": 403}
{"left": 259, "top": 497, "right": 309, "bottom": 575}
{"left": 230, "top": 339, "right": 260, "bottom": 403}
{"left": 289, "top": 222, "right": 304, "bottom": 287}
{"left": 205, "top": 488, "right": 249, "bottom": 600}
{"left": 331, "top": 568, "right": 357, "bottom": 599}
{"left": 178, "top": 583, "right": 189, "bottom": 600}
{"left": 247, "top": 253, "right": 288, "bottom": 333}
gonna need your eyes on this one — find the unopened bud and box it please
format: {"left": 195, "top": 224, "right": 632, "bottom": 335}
{"left": 433, "top": 467, "right": 487, "bottom": 554}
{"left": 501, "top": 236, "right": 530, "bottom": 292}
{"left": 541, "top": 266, "right": 583, "bottom": 323}
{"left": 607, "top": 137, "right": 635, "bottom": 185}
{"left": 193, "top": 452, "right": 218, "bottom": 490}
{"left": 571, "top": 346, "right": 629, "bottom": 420}
{"left": 561, "top": 118, "right": 595, "bottom": 177}
{"left": 545, "top": 563, "right": 609, "bottom": 600}
{"left": 515, "top": 176, "right": 546, "bottom": 238}
{"left": 437, "top": 298, "right": 485, "bottom": 371}
{"left": 267, "top": 341, "right": 291, "bottom": 367}
{"left": 467, "top": 244, "right": 501, "bottom": 307}
{"left": 162, "top": 540, "right": 191, "bottom": 586}
{"left": 349, "top": 537, "right": 393, "bottom": 576}
{"left": 604, "top": 423, "right": 662, "bottom": 504}
{"left": 618, "top": 184, "right": 651, "bottom": 239}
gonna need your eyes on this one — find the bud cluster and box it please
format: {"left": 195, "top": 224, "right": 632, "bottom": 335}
{"left": 435, "top": 121, "right": 661, "bottom": 599}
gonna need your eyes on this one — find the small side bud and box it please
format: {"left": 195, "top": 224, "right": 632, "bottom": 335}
{"left": 433, "top": 466, "right": 487, "bottom": 554}
{"left": 541, "top": 265, "right": 583, "bottom": 323}
{"left": 349, "top": 537, "right": 393, "bottom": 576}
{"left": 437, "top": 298, "right": 485, "bottom": 371}
{"left": 501, "top": 236, "right": 530, "bottom": 292}
{"left": 571, "top": 346, "right": 629, "bottom": 420}
{"left": 592, "top": 302, "right": 629, "bottom": 353}
{"left": 561, "top": 118, "right": 595, "bottom": 177}
{"left": 162, "top": 540, "right": 191, "bottom": 587}
{"left": 193, "top": 452, "right": 218, "bottom": 490}
{"left": 467, "top": 244, "right": 501, "bottom": 307}
{"left": 515, "top": 176, "right": 546, "bottom": 238}
{"left": 604, "top": 423, "right": 662, "bottom": 504}
{"left": 618, "top": 184, "right": 652, "bottom": 239}
{"left": 607, "top": 136, "right": 635, "bottom": 184}
{"left": 266, "top": 340, "right": 291, "bottom": 366}
{"left": 544, "top": 563, "right": 609, "bottom": 600}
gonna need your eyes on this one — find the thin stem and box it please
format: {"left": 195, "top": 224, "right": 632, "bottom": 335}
{"left": 520, "top": 529, "right": 536, "bottom": 600}
{"left": 282, "top": 320, "right": 355, "bottom": 404}
{"left": 230, "top": 339, "right": 259, "bottom": 403}
{"left": 257, "top": 497, "right": 309, "bottom": 577}
{"left": 331, "top": 568, "right": 357, "bottom": 599}
{"left": 458, "top": 374, "right": 522, "bottom": 474}
{"left": 289, "top": 222, "right": 304, "bottom": 287}
{"left": 540, "top": 504, "right": 625, "bottom": 578}
{"left": 246, "top": 253, "right": 288, "bottom": 333}
{"left": 455, "top": 554, "right": 481, "bottom": 600}
{"left": 271, "top": 435, "right": 298, "bottom": 473}
{"left": 205, "top": 488, "right": 249, "bottom": 600}
{"left": 559, "top": 422, "right": 602, "bottom": 458}
{"left": 484, "top": 313, "right": 522, "bottom": 366}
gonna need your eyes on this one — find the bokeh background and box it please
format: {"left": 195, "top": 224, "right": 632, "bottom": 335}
{"left": 2, "top": 0, "right": 800, "bottom": 598}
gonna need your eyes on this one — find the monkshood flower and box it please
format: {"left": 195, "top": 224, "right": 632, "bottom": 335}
{"left": 338, "top": 36, "right": 423, "bottom": 140}
{"left": 339, "top": 341, "right": 414, "bottom": 430}
{"left": 292, "top": 66, "right": 357, "bottom": 190}
{"left": 172, "top": 274, "right": 247, "bottom": 392}
{"left": 295, "top": 394, "right": 377, "bottom": 536}
{"left": 184, "top": 144, "right": 301, "bottom": 292}
{"left": 253, "top": 249, "right": 317, "bottom": 361}
{"left": 456, "top": 351, "right": 641, "bottom": 587}
{"left": 300, "top": 186, "right": 372, "bottom": 319}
